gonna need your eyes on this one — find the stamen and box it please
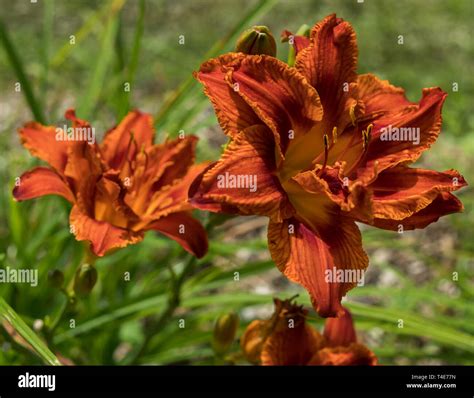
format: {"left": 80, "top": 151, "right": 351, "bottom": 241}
{"left": 362, "top": 124, "right": 373, "bottom": 150}
{"left": 350, "top": 105, "right": 357, "bottom": 127}
{"left": 332, "top": 126, "right": 338, "bottom": 144}
{"left": 366, "top": 123, "right": 373, "bottom": 141}
{"left": 141, "top": 144, "right": 149, "bottom": 171}
{"left": 321, "top": 133, "right": 329, "bottom": 173}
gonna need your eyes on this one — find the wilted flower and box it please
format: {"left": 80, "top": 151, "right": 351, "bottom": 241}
{"left": 191, "top": 14, "right": 467, "bottom": 317}
{"left": 13, "top": 109, "right": 208, "bottom": 258}
{"left": 240, "top": 298, "right": 377, "bottom": 366}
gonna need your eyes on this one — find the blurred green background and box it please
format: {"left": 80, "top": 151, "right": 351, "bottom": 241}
{"left": 0, "top": 0, "right": 473, "bottom": 365}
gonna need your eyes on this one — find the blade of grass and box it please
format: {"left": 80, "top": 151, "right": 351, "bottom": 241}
{"left": 127, "top": 0, "right": 145, "bottom": 88}
{"left": 49, "top": 0, "right": 125, "bottom": 68}
{"left": 40, "top": 0, "right": 54, "bottom": 97}
{"left": 76, "top": 4, "right": 121, "bottom": 119}
{"left": 0, "top": 19, "right": 47, "bottom": 123}
{"left": 113, "top": 0, "right": 145, "bottom": 119}
{"left": 0, "top": 297, "right": 61, "bottom": 366}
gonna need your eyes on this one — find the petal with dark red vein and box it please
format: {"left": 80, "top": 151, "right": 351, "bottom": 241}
{"left": 370, "top": 166, "right": 466, "bottom": 221}
{"left": 13, "top": 167, "right": 74, "bottom": 203}
{"left": 295, "top": 14, "right": 358, "bottom": 127}
{"left": 18, "top": 122, "right": 68, "bottom": 173}
{"left": 191, "top": 125, "right": 294, "bottom": 223}
{"left": 69, "top": 205, "right": 143, "bottom": 257}
{"left": 352, "top": 88, "right": 447, "bottom": 183}
{"left": 147, "top": 212, "right": 208, "bottom": 258}
{"left": 225, "top": 54, "right": 323, "bottom": 157}
{"left": 195, "top": 53, "right": 262, "bottom": 139}
{"left": 371, "top": 191, "right": 464, "bottom": 231}
{"left": 101, "top": 110, "right": 154, "bottom": 170}
{"left": 267, "top": 218, "right": 368, "bottom": 317}
{"left": 261, "top": 323, "right": 323, "bottom": 365}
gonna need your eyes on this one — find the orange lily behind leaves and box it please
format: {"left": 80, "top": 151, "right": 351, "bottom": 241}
{"left": 241, "top": 298, "right": 377, "bottom": 366}
{"left": 190, "top": 14, "right": 467, "bottom": 317}
{"left": 13, "top": 109, "right": 208, "bottom": 258}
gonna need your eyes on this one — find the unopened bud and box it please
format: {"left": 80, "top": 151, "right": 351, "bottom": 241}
{"left": 73, "top": 264, "right": 97, "bottom": 296}
{"left": 235, "top": 26, "right": 276, "bottom": 57}
{"left": 212, "top": 313, "right": 239, "bottom": 355}
{"left": 48, "top": 269, "right": 64, "bottom": 289}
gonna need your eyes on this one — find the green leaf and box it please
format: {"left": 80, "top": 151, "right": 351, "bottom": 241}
{"left": 76, "top": 1, "right": 122, "bottom": 119}
{"left": 0, "top": 19, "right": 47, "bottom": 123}
{"left": 0, "top": 297, "right": 61, "bottom": 366}
{"left": 49, "top": 0, "right": 124, "bottom": 68}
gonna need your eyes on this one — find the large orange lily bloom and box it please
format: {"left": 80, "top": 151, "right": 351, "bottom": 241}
{"left": 241, "top": 298, "right": 377, "bottom": 366}
{"left": 13, "top": 109, "right": 208, "bottom": 258}
{"left": 190, "top": 14, "right": 467, "bottom": 317}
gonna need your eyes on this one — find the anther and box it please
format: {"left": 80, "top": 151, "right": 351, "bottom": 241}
{"left": 332, "top": 126, "right": 338, "bottom": 144}
{"left": 350, "top": 105, "right": 357, "bottom": 127}
{"left": 362, "top": 124, "right": 373, "bottom": 150}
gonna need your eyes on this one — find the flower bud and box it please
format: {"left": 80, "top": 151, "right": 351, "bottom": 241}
{"left": 235, "top": 26, "right": 276, "bottom": 57}
{"left": 212, "top": 313, "right": 239, "bottom": 355}
{"left": 73, "top": 263, "right": 97, "bottom": 296}
{"left": 240, "top": 320, "right": 266, "bottom": 364}
{"left": 47, "top": 269, "right": 64, "bottom": 289}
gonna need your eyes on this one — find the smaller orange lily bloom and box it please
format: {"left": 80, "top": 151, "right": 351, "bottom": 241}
{"left": 13, "top": 109, "right": 208, "bottom": 258}
{"left": 241, "top": 298, "right": 377, "bottom": 366}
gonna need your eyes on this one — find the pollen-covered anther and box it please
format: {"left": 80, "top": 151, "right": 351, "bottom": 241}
{"left": 349, "top": 105, "right": 357, "bottom": 127}
{"left": 362, "top": 124, "right": 373, "bottom": 150}
{"left": 332, "top": 126, "right": 338, "bottom": 144}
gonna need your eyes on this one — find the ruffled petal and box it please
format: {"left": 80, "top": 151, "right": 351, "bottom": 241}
{"left": 154, "top": 136, "right": 199, "bottom": 187}
{"left": 124, "top": 136, "right": 201, "bottom": 217}
{"left": 371, "top": 191, "right": 464, "bottom": 231}
{"left": 352, "top": 87, "right": 447, "bottom": 182}
{"left": 133, "top": 163, "right": 209, "bottom": 224}
{"left": 267, "top": 218, "right": 368, "bottom": 317}
{"left": 13, "top": 167, "right": 75, "bottom": 203}
{"left": 295, "top": 14, "right": 358, "bottom": 127}
{"left": 261, "top": 323, "right": 323, "bottom": 365}
{"left": 357, "top": 73, "right": 412, "bottom": 118}
{"left": 223, "top": 54, "right": 323, "bottom": 158}
{"left": 370, "top": 166, "right": 466, "bottom": 220}
{"left": 18, "top": 122, "right": 69, "bottom": 173}
{"left": 69, "top": 205, "right": 143, "bottom": 257}
{"left": 100, "top": 110, "right": 154, "bottom": 170}
{"left": 308, "top": 343, "right": 377, "bottom": 366}
{"left": 147, "top": 212, "right": 208, "bottom": 258}
{"left": 190, "top": 125, "right": 294, "bottom": 223}
{"left": 195, "top": 53, "right": 262, "bottom": 138}
{"left": 291, "top": 163, "right": 373, "bottom": 223}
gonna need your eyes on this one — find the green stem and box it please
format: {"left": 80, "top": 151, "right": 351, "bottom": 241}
{"left": 128, "top": 255, "right": 197, "bottom": 364}
{"left": 45, "top": 248, "right": 96, "bottom": 345}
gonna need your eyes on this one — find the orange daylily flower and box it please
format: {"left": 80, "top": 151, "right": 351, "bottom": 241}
{"left": 190, "top": 14, "right": 467, "bottom": 317}
{"left": 13, "top": 109, "right": 208, "bottom": 258}
{"left": 240, "top": 298, "right": 377, "bottom": 366}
